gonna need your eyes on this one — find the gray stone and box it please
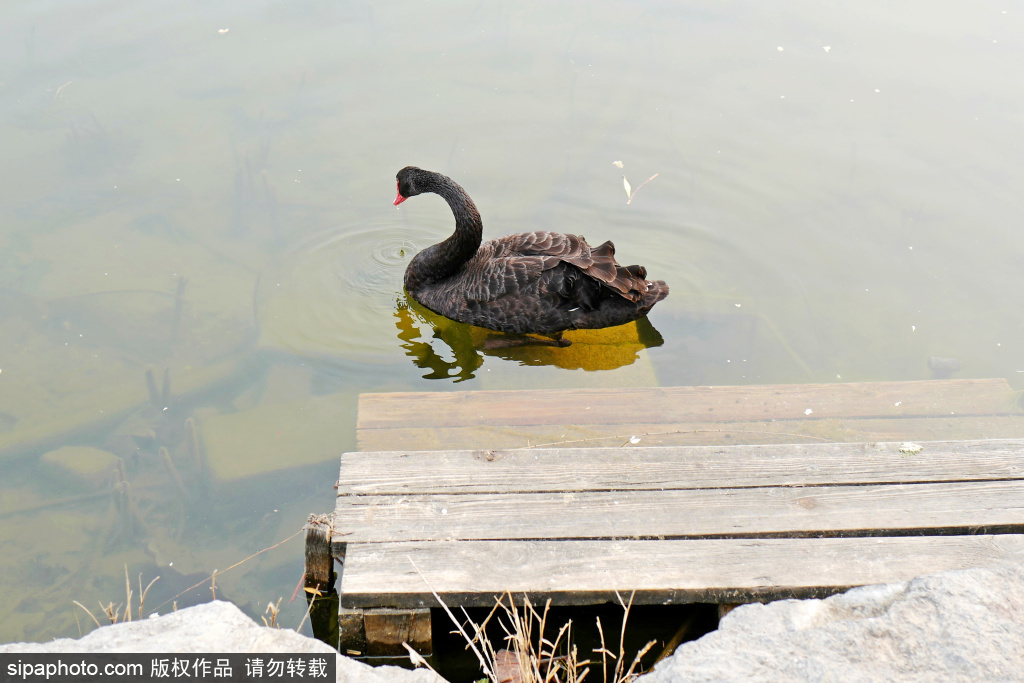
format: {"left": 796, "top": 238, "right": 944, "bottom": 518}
{"left": 641, "top": 561, "right": 1024, "bottom": 682}
{"left": 39, "top": 446, "right": 120, "bottom": 490}
{"left": 0, "top": 601, "right": 442, "bottom": 683}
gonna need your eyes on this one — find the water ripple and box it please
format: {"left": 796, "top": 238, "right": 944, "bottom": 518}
{"left": 256, "top": 219, "right": 440, "bottom": 364}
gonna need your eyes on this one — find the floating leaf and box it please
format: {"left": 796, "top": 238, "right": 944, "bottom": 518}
{"left": 623, "top": 176, "right": 632, "bottom": 199}
{"left": 612, "top": 160, "right": 624, "bottom": 168}
{"left": 625, "top": 173, "right": 659, "bottom": 205}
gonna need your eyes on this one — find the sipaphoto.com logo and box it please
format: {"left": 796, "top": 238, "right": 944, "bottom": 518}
{"left": 0, "top": 653, "right": 334, "bottom": 682}
{"left": 6, "top": 657, "right": 142, "bottom": 679}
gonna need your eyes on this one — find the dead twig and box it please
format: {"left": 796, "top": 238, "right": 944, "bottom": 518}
{"left": 626, "top": 173, "right": 659, "bottom": 205}
{"left": 72, "top": 601, "right": 102, "bottom": 629}
{"left": 54, "top": 80, "right": 72, "bottom": 100}
{"left": 147, "top": 528, "right": 303, "bottom": 616}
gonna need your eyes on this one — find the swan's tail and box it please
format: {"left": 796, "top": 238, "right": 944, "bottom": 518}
{"left": 577, "top": 240, "right": 663, "bottom": 303}
{"left": 640, "top": 280, "right": 670, "bottom": 311}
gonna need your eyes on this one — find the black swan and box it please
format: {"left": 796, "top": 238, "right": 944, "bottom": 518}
{"left": 394, "top": 167, "right": 669, "bottom": 346}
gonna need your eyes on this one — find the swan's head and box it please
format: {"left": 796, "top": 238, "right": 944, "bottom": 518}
{"left": 394, "top": 166, "right": 428, "bottom": 206}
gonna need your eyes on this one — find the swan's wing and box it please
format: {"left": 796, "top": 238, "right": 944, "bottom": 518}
{"left": 489, "top": 232, "right": 649, "bottom": 302}
{"left": 461, "top": 244, "right": 559, "bottom": 302}
{"left": 493, "top": 231, "right": 590, "bottom": 259}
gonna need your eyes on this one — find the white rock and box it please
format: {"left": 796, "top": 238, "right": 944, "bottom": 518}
{"left": 0, "top": 601, "right": 442, "bottom": 683}
{"left": 640, "top": 562, "right": 1024, "bottom": 682}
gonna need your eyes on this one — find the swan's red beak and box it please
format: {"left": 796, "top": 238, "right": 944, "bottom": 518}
{"left": 394, "top": 181, "right": 407, "bottom": 206}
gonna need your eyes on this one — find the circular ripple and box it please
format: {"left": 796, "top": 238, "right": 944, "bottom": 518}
{"left": 256, "top": 220, "right": 444, "bottom": 364}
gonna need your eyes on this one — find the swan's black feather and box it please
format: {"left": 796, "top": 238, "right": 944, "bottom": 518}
{"left": 398, "top": 167, "right": 668, "bottom": 335}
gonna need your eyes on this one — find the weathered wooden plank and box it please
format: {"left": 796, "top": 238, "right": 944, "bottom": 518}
{"left": 337, "top": 608, "right": 432, "bottom": 656}
{"left": 356, "top": 379, "right": 1019, "bottom": 431}
{"left": 332, "top": 481, "right": 1024, "bottom": 543}
{"left": 337, "top": 439, "right": 1024, "bottom": 495}
{"left": 363, "top": 609, "right": 431, "bottom": 656}
{"left": 357, "top": 415, "right": 1024, "bottom": 452}
{"left": 338, "top": 534, "right": 1024, "bottom": 608}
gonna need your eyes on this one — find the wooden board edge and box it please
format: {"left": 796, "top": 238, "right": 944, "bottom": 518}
{"left": 337, "top": 534, "right": 1024, "bottom": 608}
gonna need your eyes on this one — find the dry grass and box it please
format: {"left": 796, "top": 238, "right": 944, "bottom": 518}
{"left": 419, "top": 590, "right": 655, "bottom": 683}
{"left": 71, "top": 526, "right": 309, "bottom": 636}
{"left": 261, "top": 597, "right": 283, "bottom": 628}
{"left": 72, "top": 565, "right": 160, "bottom": 633}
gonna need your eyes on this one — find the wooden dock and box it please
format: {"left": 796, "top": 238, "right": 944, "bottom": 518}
{"left": 313, "top": 378, "right": 1024, "bottom": 655}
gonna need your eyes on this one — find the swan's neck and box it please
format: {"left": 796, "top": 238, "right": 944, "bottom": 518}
{"left": 405, "top": 176, "right": 482, "bottom": 290}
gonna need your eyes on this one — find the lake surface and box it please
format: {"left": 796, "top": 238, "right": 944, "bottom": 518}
{"left": 1, "top": 0, "right": 1023, "bottom": 643}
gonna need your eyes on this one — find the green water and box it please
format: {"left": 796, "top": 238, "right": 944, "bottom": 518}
{"left": 1, "top": 0, "right": 1023, "bottom": 643}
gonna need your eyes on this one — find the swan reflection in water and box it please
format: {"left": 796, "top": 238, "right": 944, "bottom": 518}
{"left": 394, "top": 293, "right": 664, "bottom": 382}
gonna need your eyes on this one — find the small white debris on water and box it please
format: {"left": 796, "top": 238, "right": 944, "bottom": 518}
{"left": 894, "top": 402, "right": 901, "bottom": 407}
{"left": 804, "top": 408, "right": 813, "bottom": 415}
{"left": 612, "top": 160, "right": 624, "bottom": 168}
{"left": 441, "top": 508, "right": 447, "bottom": 515}
{"left": 823, "top": 46, "right": 831, "bottom": 52}
{"left": 735, "top": 303, "right": 742, "bottom": 307}
{"left": 629, "top": 436, "right": 641, "bottom": 444}
{"left": 777, "top": 46, "right": 784, "bottom": 51}
{"left": 218, "top": 28, "right": 230, "bottom": 33}
{"left": 911, "top": 325, "right": 916, "bottom": 331}
{"left": 899, "top": 443, "right": 922, "bottom": 454}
